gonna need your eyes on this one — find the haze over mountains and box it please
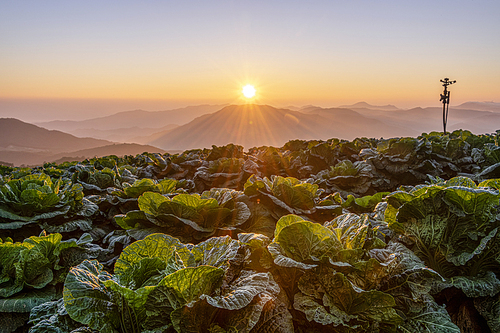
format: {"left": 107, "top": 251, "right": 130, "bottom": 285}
{"left": 36, "top": 105, "right": 225, "bottom": 142}
{"left": 2, "top": 101, "right": 499, "bottom": 166}
{"left": 149, "top": 104, "right": 414, "bottom": 151}
{"left": 339, "top": 101, "right": 400, "bottom": 111}
{"left": 149, "top": 102, "right": 500, "bottom": 151}
{"left": 0, "top": 118, "right": 164, "bottom": 166}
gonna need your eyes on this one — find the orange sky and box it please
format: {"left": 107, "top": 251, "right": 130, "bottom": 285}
{"left": 1, "top": 1, "right": 499, "bottom": 117}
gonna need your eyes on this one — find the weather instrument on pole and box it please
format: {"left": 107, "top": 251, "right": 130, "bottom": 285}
{"left": 440, "top": 78, "right": 456, "bottom": 134}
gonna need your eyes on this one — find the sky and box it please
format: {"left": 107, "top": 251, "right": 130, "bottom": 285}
{"left": 1, "top": 0, "right": 499, "bottom": 121}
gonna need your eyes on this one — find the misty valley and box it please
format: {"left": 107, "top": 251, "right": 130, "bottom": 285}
{"left": 2, "top": 102, "right": 500, "bottom": 168}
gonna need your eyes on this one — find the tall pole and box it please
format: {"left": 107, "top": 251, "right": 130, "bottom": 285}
{"left": 440, "top": 78, "right": 456, "bottom": 134}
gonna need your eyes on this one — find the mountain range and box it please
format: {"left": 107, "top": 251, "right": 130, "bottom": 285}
{"left": 149, "top": 104, "right": 414, "bottom": 151}
{"left": 0, "top": 118, "right": 164, "bottom": 166}
{"left": 149, "top": 102, "right": 500, "bottom": 151}
{"left": 339, "top": 101, "right": 400, "bottom": 111}
{"left": 36, "top": 104, "right": 225, "bottom": 141}
{"left": 2, "top": 101, "right": 499, "bottom": 166}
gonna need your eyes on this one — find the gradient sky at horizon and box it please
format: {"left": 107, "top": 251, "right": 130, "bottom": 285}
{"left": 1, "top": 0, "right": 499, "bottom": 121}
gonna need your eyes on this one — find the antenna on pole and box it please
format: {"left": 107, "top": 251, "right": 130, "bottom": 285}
{"left": 440, "top": 78, "right": 456, "bottom": 134}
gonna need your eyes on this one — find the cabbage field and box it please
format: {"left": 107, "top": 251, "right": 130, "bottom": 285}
{"left": 2, "top": 129, "right": 500, "bottom": 333}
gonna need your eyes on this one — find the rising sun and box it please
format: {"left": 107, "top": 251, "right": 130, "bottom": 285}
{"left": 242, "top": 84, "right": 256, "bottom": 98}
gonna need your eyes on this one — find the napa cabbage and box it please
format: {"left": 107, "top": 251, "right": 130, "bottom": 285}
{"left": 385, "top": 176, "right": 500, "bottom": 297}
{"left": 63, "top": 233, "right": 280, "bottom": 333}
{"left": 0, "top": 174, "right": 97, "bottom": 233}
{"left": 244, "top": 175, "right": 323, "bottom": 215}
{"left": 115, "top": 189, "right": 250, "bottom": 242}
{"left": 267, "top": 214, "right": 402, "bottom": 331}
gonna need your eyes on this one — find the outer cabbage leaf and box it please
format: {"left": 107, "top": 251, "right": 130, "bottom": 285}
{"left": 40, "top": 218, "right": 93, "bottom": 234}
{"left": 273, "top": 214, "right": 306, "bottom": 238}
{"left": 202, "top": 270, "right": 279, "bottom": 310}
{"left": 0, "top": 173, "right": 93, "bottom": 232}
{"left": 248, "top": 289, "right": 294, "bottom": 333}
{"left": 244, "top": 175, "right": 322, "bottom": 214}
{"left": 478, "top": 178, "right": 500, "bottom": 190}
{"left": 103, "top": 279, "right": 155, "bottom": 330}
{"left": 63, "top": 260, "right": 119, "bottom": 333}
{"left": 294, "top": 267, "right": 402, "bottom": 329}
{"left": 189, "top": 235, "right": 239, "bottom": 269}
{"left": 294, "top": 292, "right": 354, "bottom": 326}
{"left": 170, "top": 272, "right": 283, "bottom": 333}
{"left": 114, "top": 233, "right": 190, "bottom": 289}
{"left": 0, "top": 233, "right": 80, "bottom": 298}
{"left": 325, "top": 213, "right": 371, "bottom": 250}
{"left": 443, "top": 186, "right": 499, "bottom": 222}
{"left": 273, "top": 180, "right": 318, "bottom": 211}
{"left": 267, "top": 242, "right": 318, "bottom": 270}
{"left": 143, "top": 265, "right": 225, "bottom": 331}
{"left": 314, "top": 160, "right": 374, "bottom": 195}
{"left": 119, "top": 178, "right": 177, "bottom": 198}
{"left": 73, "top": 167, "right": 120, "bottom": 192}
{"left": 169, "top": 299, "right": 216, "bottom": 333}
{"left": 209, "top": 295, "right": 274, "bottom": 333}
{"left": 474, "top": 293, "right": 500, "bottom": 332}
{"left": 374, "top": 242, "right": 443, "bottom": 314}
{"left": 0, "top": 286, "right": 56, "bottom": 313}
{"left": 138, "top": 192, "right": 169, "bottom": 216}
{"left": 398, "top": 295, "right": 460, "bottom": 333}
{"left": 338, "top": 192, "right": 390, "bottom": 213}
{"left": 268, "top": 215, "right": 345, "bottom": 269}
{"left": 433, "top": 271, "right": 500, "bottom": 298}
{"left": 205, "top": 293, "right": 291, "bottom": 333}
{"left": 385, "top": 177, "right": 500, "bottom": 281}
{"left": 200, "top": 188, "right": 251, "bottom": 227}
{"left": 115, "top": 192, "right": 251, "bottom": 241}
{"left": 0, "top": 174, "right": 63, "bottom": 216}
{"left": 155, "top": 265, "right": 224, "bottom": 306}
{"left": 114, "top": 210, "right": 147, "bottom": 230}
{"left": 28, "top": 298, "right": 86, "bottom": 333}
{"left": 274, "top": 219, "right": 342, "bottom": 264}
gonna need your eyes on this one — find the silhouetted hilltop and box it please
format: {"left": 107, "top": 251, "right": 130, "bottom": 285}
{"left": 0, "top": 118, "right": 110, "bottom": 153}
{"left": 151, "top": 105, "right": 317, "bottom": 150}
{"left": 150, "top": 104, "right": 412, "bottom": 150}
{"left": 0, "top": 118, "right": 165, "bottom": 166}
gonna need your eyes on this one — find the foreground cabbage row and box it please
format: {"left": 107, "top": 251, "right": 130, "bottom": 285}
{"left": 1, "top": 130, "right": 500, "bottom": 332}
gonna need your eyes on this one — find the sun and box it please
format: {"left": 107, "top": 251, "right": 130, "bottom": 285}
{"left": 242, "top": 84, "right": 256, "bottom": 98}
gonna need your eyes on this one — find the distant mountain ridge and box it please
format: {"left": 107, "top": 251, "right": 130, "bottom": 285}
{"left": 339, "top": 102, "right": 400, "bottom": 111}
{"left": 3, "top": 101, "right": 499, "bottom": 165}
{"left": 455, "top": 102, "right": 500, "bottom": 112}
{"left": 149, "top": 103, "right": 500, "bottom": 151}
{"left": 150, "top": 104, "right": 414, "bottom": 151}
{"left": 0, "top": 118, "right": 165, "bottom": 166}
{"left": 68, "top": 124, "right": 179, "bottom": 143}
{"left": 0, "top": 118, "right": 110, "bottom": 153}
{"left": 36, "top": 104, "right": 226, "bottom": 132}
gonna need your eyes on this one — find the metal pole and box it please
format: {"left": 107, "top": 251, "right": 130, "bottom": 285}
{"left": 440, "top": 78, "right": 456, "bottom": 135}
{"left": 446, "top": 91, "right": 450, "bottom": 133}
{"left": 442, "top": 87, "right": 447, "bottom": 134}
